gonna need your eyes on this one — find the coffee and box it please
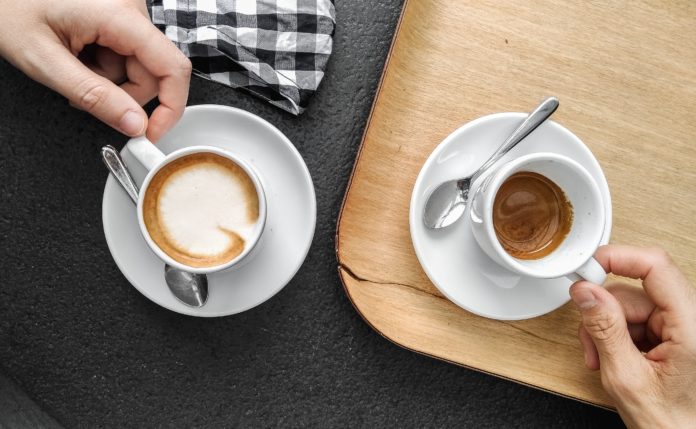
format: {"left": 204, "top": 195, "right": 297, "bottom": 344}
{"left": 143, "top": 152, "right": 260, "bottom": 268}
{"left": 492, "top": 171, "right": 573, "bottom": 260}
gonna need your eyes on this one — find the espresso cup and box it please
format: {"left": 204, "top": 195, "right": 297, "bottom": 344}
{"left": 469, "top": 152, "right": 607, "bottom": 284}
{"left": 126, "top": 136, "right": 267, "bottom": 275}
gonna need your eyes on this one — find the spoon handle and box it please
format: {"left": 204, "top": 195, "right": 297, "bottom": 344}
{"left": 469, "top": 96, "right": 559, "bottom": 182}
{"left": 101, "top": 145, "right": 139, "bottom": 204}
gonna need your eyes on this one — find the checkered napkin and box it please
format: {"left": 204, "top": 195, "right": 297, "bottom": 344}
{"left": 148, "top": 0, "right": 336, "bottom": 115}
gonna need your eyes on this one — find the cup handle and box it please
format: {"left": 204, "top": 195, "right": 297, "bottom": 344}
{"left": 126, "top": 136, "right": 166, "bottom": 171}
{"left": 567, "top": 257, "right": 607, "bottom": 285}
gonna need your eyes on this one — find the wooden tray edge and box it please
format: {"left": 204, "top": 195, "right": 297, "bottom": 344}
{"left": 333, "top": 0, "right": 614, "bottom": 411}
{"left": 337, "top": 267, "right": 614, "bottom": 412}
{"left": 334, "top": 0, "right": 411, "bottom": 257}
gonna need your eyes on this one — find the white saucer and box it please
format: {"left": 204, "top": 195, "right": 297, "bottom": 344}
{"left": 409, "top": 113, "right": 612, "bottom": 320}
{"left": 102, "top": 105, "right": 316, "bottom": 317}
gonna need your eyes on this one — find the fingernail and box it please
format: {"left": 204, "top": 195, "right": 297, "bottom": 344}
{"left": 119, "top": 111, "right": 145, "bottom": 136}
{"left": 571, "top": 286, "right": 597, "bottom": 310}
{"left": 583, "top": 349, "right": 590, "bottom": 367}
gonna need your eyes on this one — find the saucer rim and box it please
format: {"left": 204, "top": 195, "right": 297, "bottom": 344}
{"left": 102, "top": 104, "right": 317, "bottom": 317}
{"left": 409, "top": 112, "right": 612, "bottom": 320}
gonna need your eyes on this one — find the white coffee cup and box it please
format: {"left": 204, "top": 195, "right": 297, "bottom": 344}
{"left": 469, "top": 152, "right": 607, "bottom": 285}
{"left": 126, "top": 136, "right": 267, "bottom": 275}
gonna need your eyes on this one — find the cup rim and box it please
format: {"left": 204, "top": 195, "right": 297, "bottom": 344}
{"left": 136, "top": 145, "right": 267, "bottom": 274}
{"left": 480, "top": 152, "right": 605, "bottom": 278}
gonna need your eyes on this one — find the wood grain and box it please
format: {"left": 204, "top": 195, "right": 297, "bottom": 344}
{"left": 336, "top": 0, "right": 696, "bottom": 409}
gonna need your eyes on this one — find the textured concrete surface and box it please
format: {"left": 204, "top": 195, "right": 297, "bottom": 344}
{"left": 0, "top": 1, "right": 625, "bottom": 427}
{"left": 0, "top": 371, "right": 62, "bottom": 429}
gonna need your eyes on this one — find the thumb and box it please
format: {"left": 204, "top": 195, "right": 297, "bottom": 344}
{"left": 28, "top": 42, "right": 147, "bottom": 136}
{"left": 569, "top": 281, "right": 643, "bottom": 371}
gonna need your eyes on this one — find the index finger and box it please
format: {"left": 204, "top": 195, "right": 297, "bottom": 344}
{"left": 606, "top": 283, "right": 655, "bottom": 324}
{"left": 594, "top": 245, "right": 693, "bottom": 311}
{"left": 96, "top": 8, "right": 191, "bottom": 140}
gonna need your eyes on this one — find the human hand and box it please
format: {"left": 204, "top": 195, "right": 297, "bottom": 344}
{"left": 570, "top": 245, "right": 696, "bottom": 428}
{"left": 0, "top": 0, "right": 191, "bottom": 141}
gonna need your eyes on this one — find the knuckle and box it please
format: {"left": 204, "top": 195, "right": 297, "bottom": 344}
{"left": 177, "top": 54, "right": 192, "bottom": 76}
{"left": 585, "top": 313, "right": 619, "bottom": 342}
{"left": 75, "top": 80, "right": 109, "bottom": 112}
{"left": 648, "top": 247, "right": 672, "bottom": 265}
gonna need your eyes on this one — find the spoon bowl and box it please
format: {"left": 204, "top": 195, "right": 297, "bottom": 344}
{"left": 164, "top": 265, "right": 209, "bottom": 307}
{"left": 423, "top": 177, "right": 471, "bottom": 229}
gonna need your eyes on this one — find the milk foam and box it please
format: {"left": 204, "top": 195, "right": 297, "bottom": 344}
{"left": 157, "top": 162, "right": 257, "bottom": 257}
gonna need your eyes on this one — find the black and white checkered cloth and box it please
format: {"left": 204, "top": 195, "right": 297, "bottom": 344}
{"left": 148, "top": 0, "right": 336, "bottom": 115}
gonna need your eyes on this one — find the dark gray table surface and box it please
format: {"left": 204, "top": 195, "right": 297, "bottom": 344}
{"left": 0, "top": 2, "right": 625, "bottom": 427}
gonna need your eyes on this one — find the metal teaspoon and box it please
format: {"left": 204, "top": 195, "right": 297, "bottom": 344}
{"left": 422, "top": 97, "right": 560, "bottom": 229}
{"left": 101, "top": 145, "right": 209, "bottom": 307}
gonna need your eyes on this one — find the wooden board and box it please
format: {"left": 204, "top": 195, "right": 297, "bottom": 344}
{"left": 336, "top": 0, "right": 696, "bottom": 409}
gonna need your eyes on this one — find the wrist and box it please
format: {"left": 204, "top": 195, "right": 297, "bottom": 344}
{"left": 618, "top": 404, "right": 686, "bottom": 429}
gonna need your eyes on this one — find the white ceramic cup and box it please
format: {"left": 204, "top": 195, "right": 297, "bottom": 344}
{"left": 469, "top": 152, "right": 607, "bottom": 285}
{"left": 126, "top": 136, "right": 267, "bottom": 275}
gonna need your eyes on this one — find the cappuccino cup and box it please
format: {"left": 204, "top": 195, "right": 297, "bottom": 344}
{"left": 469, "top": 152, "right": 607, "bottom": 285}
{"left": 126, "top": 136, "right": 267, "bottom": 275}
